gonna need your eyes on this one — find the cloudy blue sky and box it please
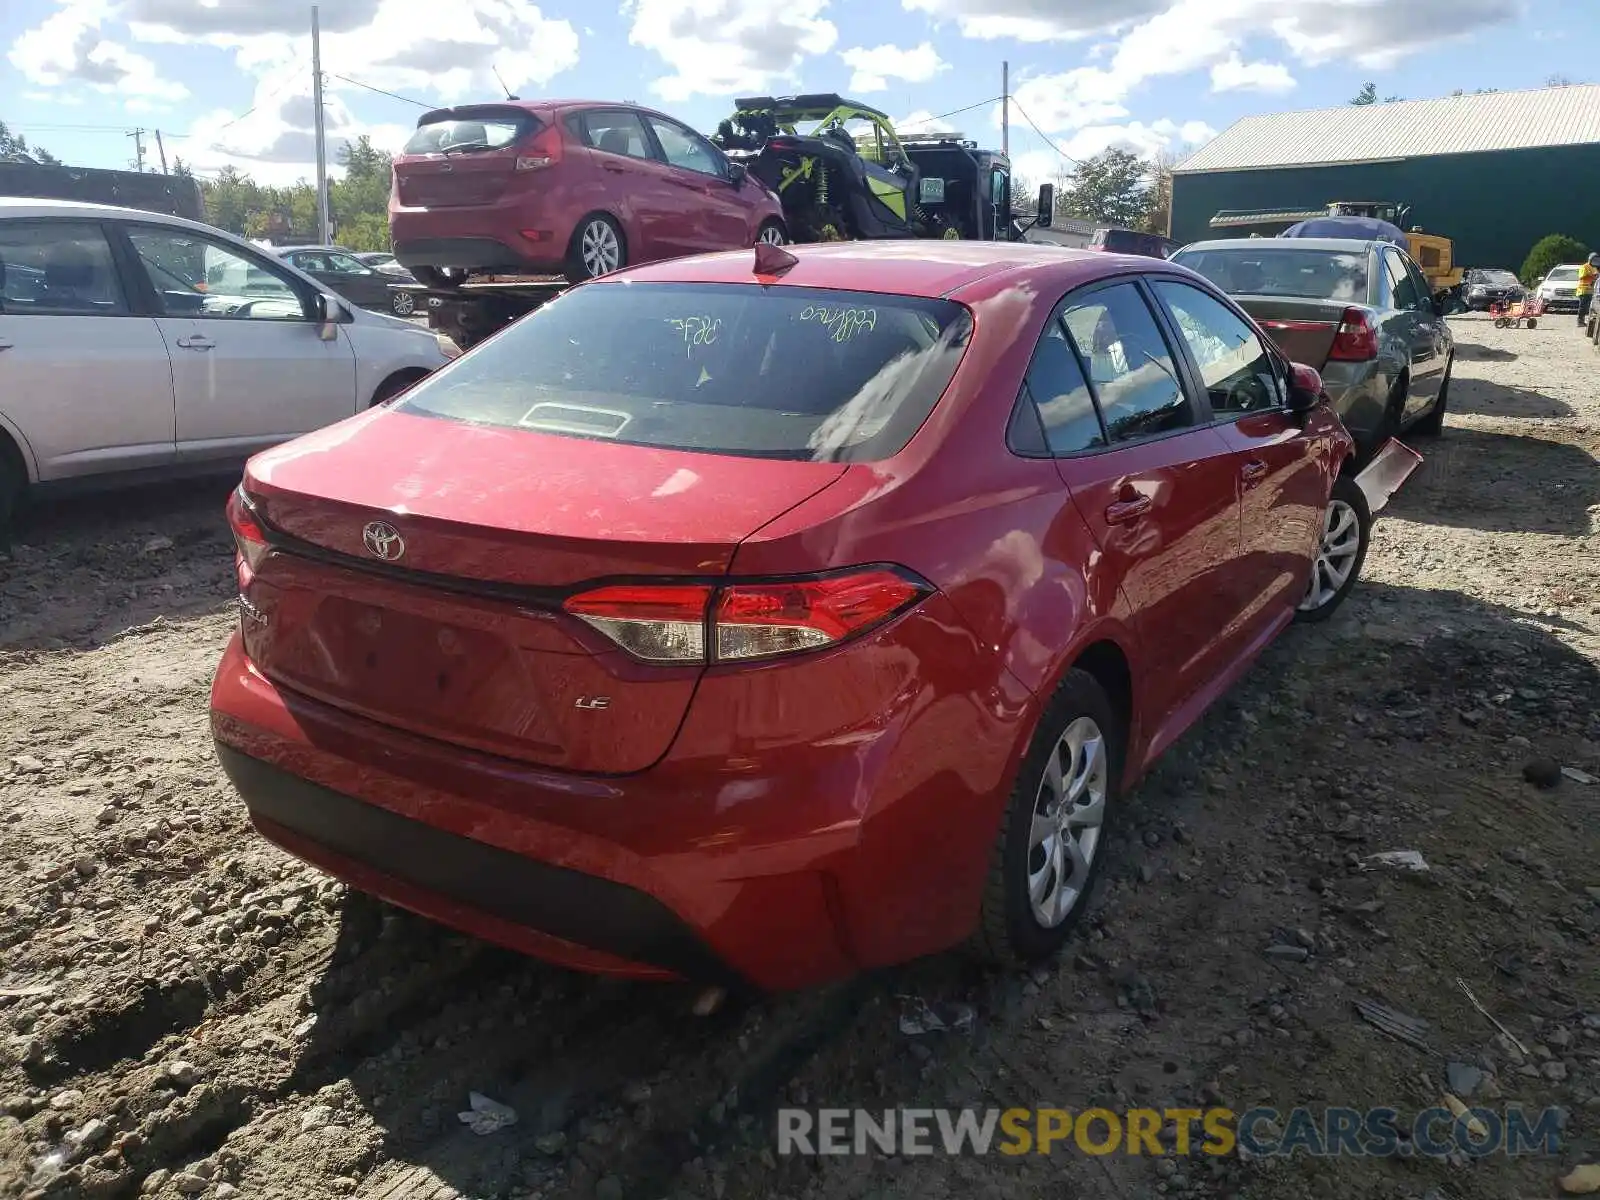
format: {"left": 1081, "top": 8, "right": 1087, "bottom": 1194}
{"left": 1, "top": 0, "right": 1593, "bottom": 189}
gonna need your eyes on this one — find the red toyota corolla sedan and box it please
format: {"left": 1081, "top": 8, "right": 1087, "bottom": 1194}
{"left": 211, "top": 241, "right": 1365, "bottom": 992}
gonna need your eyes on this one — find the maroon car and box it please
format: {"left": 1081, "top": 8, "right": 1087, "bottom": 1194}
{"left": 389, "top": 100, "right": 789, "bottom": 286}
{"left": 212, "top": 242, "right": 1364, "bottom": 992}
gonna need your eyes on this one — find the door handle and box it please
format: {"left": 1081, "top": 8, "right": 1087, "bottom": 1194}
{"left": 601, "top": 161, "right": 626, "bottom": 173}
{"left": 176, "top": 335, "right": 214, "bottom": 351}
{"left": 1104, "top": 495, "right": 1152, "bottom": 525}
{"left": 1241, "top": 460, "right": 1268, "bottom": 487}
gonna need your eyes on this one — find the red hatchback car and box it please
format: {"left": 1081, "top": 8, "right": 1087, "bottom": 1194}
{"left": 389, "top": 100, "right": 788, "bottom": 286}
{"left": 211, "top": 242, "right": 1366, "bottom": 993}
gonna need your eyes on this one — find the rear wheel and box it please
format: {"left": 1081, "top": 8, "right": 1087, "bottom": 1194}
{"left": 390, "top": 289, "right": 416, "bottom": 317}
{"left": 565, "top": 214, "right": 626, "bottom": 283}
{"left": 1295, "top": 475, "right": 1371, "bottom": 624}
{"left": 971, "top": 670, "right": 1121, "bottom": 967}
{"left": 755, "top": 220, "right": 788, "bottom": 246}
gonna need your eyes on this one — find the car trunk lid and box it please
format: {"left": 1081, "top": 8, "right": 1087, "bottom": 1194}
{"left": 237, "top": 409, "right": 847, "bottom": 773}
{"left": 1230, "top": 296, "right": 1347, "bottom": 368}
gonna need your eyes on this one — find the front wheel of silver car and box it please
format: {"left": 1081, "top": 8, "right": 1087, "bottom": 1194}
{"left": 1295, "top": 474, "right": 1371, "bottom": 624}
{"left": 972, "top": 669, "right": 1122, "bottom": 967}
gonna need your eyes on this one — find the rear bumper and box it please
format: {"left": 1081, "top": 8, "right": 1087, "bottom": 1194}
{"left": 209, "top": 607, "right": 1033, "bottom": 990}
{"left": 217, "top": 744, "right": 741, "bottom": 986}
{"left": 390, "top": 199, "right": 571, "bottom": 273}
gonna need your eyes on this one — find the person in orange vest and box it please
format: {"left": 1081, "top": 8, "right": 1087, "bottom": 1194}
{"left": 1578, "top": 253, "right": 1599, "bottom": 328}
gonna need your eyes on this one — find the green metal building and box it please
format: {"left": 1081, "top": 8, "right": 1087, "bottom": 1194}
{"left": 1170, "top": 84, "right": 1600, "bottom": 271}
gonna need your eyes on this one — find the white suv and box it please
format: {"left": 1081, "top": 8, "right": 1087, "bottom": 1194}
{"left": 1536, "top": 263, "right": 1583, "bottom": 311}
{"left": 0, "top": 198, "right": 450, "bottom": 543}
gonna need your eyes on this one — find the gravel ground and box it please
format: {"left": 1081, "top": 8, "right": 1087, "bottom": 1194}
{"left": 1, "top": 313, "right": 1597, "bottom": 1200}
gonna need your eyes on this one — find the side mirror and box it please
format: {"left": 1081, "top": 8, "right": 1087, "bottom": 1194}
{"left": 1286, "top": 362, "right": 1325, "bottom": 414}
{"left": 728, "top": 162, "right": 748, "bottom": 188}
{"left": 312, "top": 292, "right": 340, "bottom": 340}
{"left": 1035, "top": 184, "right": 1054, "bottom": 230}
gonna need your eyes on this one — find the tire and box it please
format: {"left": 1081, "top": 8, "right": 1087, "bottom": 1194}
{"left": 390, "top": 290, "right": 416, "bottom": 317}
{"left": 411, "top": 266, "right": 469, "bottom": 290}
{"left": 971, "top": 670, "right": 1122, "bottom": 967}
{"left": 0, "top": 446, "right": 23, "bottom": 556}
{"left": 755, "top": 220, "right": 788, "bottom": 247}
{"left": 1357, "top": 379, "right": 1406, "bottom": 468}
{"left": 370, "top": 370, "right": 426, "bottom": 408}
{"left": 1411, "top": 354, "right": 1450, "bottom": 437}
{"left": 1294, "top": 475, "right": 1371, "bottom": 624}
{"left": 564, "top": 214, "right": 626, "bottom": 283}
{"left": 1525, "top": 317, "right": 1537, "bottom": 329}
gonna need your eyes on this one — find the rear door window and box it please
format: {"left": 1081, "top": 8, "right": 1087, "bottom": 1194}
{"left": 0, "top": 220, "right": 128, "bottom": 315}
{"left": 577, "top": 110, "right": 654, "bottom": 161}
{"left": 393, "top": 282, "right": 973, "bottom": 462}
{"left": 1384, "top": 248, "right": 1420, "bottom": 310}
{"left": 1022, "top": 318, "right": 1104, "bottom": 454}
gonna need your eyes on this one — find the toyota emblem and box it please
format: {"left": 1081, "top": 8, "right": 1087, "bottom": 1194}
{"left": 362, "top": 521, "right": 405, "bottom": 561}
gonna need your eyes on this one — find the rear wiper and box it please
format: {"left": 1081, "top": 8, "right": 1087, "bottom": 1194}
{"left": 439, "top": 142, "right": 497, "bottom": 156}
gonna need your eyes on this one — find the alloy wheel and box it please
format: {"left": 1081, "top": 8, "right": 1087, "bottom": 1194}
{"left": 1027, "top": 716, "right": 1108, "bottom": 928}
{"left": 1299, "top": 500, "right": 1362, "bottom": 612}
{"left": 391, "top": 291, "right": 415, "bottom": 316}
{"left": 757, "top": 225, "right": 787, "bottom": 246}
{"left": 581, "top": 220, "right": 621, "bottom": 276}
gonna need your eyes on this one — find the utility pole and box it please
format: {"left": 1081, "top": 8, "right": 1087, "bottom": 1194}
{"left": 128, "top": 128, "right": 146, "bottom": 172}
{"left": 1001, "top": 61, "right": 1009, "bottom": 158}
{"left": 311, "top": 5, "right": 331, "bottom": 244}
{"left": 154, "top": 129, "right": 169, "bottom": 173}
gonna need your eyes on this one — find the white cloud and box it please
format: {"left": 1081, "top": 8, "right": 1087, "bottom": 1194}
{"left": 902, "top": 0, "right": 1166, "bottom": 43}
{"left": 624, "top": 0, "right": 837, "bottom": 102}
{"left": 9, "top": 0, "right": 188, "bottom": 102}
{"left": 894, "top": 109, "right": 959, "bottom": 135}
{"left": 1010, "top": 118, "right": 1214, "bottom": 188}
{"left": 839, "top": 41, "right": 947, "bottom": 93}
{"left": 178, "top": 65, "right": 412, "bottom": 186}
{"left": 1209, "top": 54, "right": 1295, "bottom": 94}
{"left": 121, "top": 0, "right": 579, "bottom": 104}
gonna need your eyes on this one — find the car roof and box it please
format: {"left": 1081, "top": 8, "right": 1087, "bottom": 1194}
{"left": 1177, "top": 238, "right": 1384, "bottom": 254}
{"left": 595, "top": 240, "right": 1132, "bottom": 300}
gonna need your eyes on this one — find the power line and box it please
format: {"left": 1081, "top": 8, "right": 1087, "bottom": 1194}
{"left": 331, "top": 73, "right": 431, "bottom": 108}
{"left": 898, "top": 95, "right": 1006, "bottom": 129}
{"left": 1007, "top": 98, "right": 1078, "bottom": 166}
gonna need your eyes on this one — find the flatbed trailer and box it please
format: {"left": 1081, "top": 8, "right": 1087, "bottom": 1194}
{"left": 389, "top": 275, "right": 569, "bottom": 350}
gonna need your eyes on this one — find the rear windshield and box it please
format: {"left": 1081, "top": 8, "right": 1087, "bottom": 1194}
{"left": 393, "top": 282, "right": 973, "bottom": 462}
{"left": 403, "top": 113, "right": 538, "bottom": 155}
{"left": 1172, "top": 247, "right": 1368, "bottom": 302}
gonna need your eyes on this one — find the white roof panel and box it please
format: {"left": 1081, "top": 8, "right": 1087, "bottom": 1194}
{"left": 1175, "top": 84, "right": 1600, "bottom": 174}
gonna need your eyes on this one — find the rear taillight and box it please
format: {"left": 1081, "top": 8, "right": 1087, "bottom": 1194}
{"left": 562, "top": 568, "right": 931, "bottom": 664}
{"left": 514, "top": 123, "right": 562, "bottom": 172}
{"left": 226, "top": 485, "right": 270, "bottom": 577}
{"left": 1327, "top": 307, "right": 1379, "bottom": 361}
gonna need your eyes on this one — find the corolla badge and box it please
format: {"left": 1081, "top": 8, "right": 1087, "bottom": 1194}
{"left": 362, "top": 521, "right": 405, "bottom": 561}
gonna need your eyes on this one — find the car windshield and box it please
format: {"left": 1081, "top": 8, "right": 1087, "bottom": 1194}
{"left": 403, "top": 114, "right": 536, "bottom": 155}
{"left": 393, "top": 282, "right": 973, "bottom": 462}
{"left": 1172, "top": 247, "right": 1369, "bottom": 302}
{"left": 1474, "top": 270, "right": 1519, "bottom": 285}
{"left": 1547, "top": 267, "right": 1580, "bottom": 281}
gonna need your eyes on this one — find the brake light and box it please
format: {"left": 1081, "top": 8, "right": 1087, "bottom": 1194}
{"left": 226, "top": 485, "right": 270, "bottom": 576}
{"left": 514, "top": 122, "right": 562, "bottom": 172}
{"left": 562, "top": 568, "right": 931, "bottom": 664}
{"left": 1327, "top": 307, "right": 1378, "bottom": 361}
